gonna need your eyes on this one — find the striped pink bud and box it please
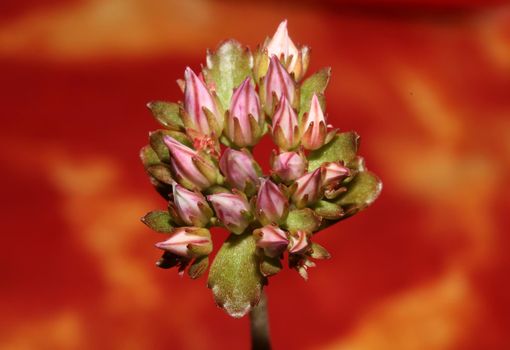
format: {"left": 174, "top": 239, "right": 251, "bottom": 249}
{"left": 271, "top": 96, "right": 300, "bottom": 151}
{"left": 321, "top": 162, "right": 350, "bottom": 188}
{"left": 155, "top": 227, "right": 212, "bottom": 258}
{"left": 254, "top": 225, "right": 289, "bottom": 258}
{"left": 256, "top": 178, "right": 288, "bottom": 225}
{"left": 261, "top": 56, "right": 296, "bottom": 115}
{"left": 288, "top": 230, "right": 309, "bottom": 254}
{"left": 207, "top": 192, "right": 252, "bottom": 234}
{"left": 225, "top": 78, "right": 264, "bottom": 147}
{"left": 164, "top": 136, "right": 219, "bottom": 191}
{"left": 271, "top": 150, "right": 306, "bottom": 183}
{"left": 183, "top": 67, "right": 223, "bottom": 136}
{"left": 292, "top": 168, "right": 322, "bottom": 208}
{"left": 300, "top": 94, "right": 327, "bottom": 150}
{"left": 172, "top": 184, "right": 213, "bottom": 227}
{"left": 219, "top": 148, "right": 260, "bottom": 194}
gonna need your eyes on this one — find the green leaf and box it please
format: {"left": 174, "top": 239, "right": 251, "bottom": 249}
{"left": 334, "top": 171, "right": 382, "bottom": 218}
{"left": 208, "top": 233, "right": 264, "bottom": 318}
{"left": 313, "top": 200, "right": 344, "bottom": 220}
{"left": 203, "top": 40, "right": 253, "bottom": 109}
{"left": 299, "top": 67, "right": 330, "bottom": 115}
{"left": 141, "top": 210, "right": 173, "bottom": 233}
{"left": 284, "top": 208, "right": 322, "bottom": 233}
{"left": 147, "top": 101, "right": 184, "bottom": 130}
{"left": 308, "top": 132, "right": 359, "bottom": 171}
{"left": 140, "top": 145, "right": 160, "bottom": 169}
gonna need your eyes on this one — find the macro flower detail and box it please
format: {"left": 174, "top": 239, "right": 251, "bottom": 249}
{"left": 291, "top": 168, "right": 323, "bottom": 208}
{"left": 219, "top": 148, "right": 261, "bottom": 195}
{"left": 271, "top": 150, "right": 307, "bottom": 183}
{"left": 255, "top": 20, "right": 310, "bottom": 82}
{"left": 182, "top": 67, "right": 223, "bottom": 137}
{"left": 225, "top": 78, "right": 265, "bottom": 147}
{"left": 300, "top": 94, "right": 327, "bottom": 150}
{"left": 141, "top": 20, "right": 382, "bottom": 319}
{"left": 271, "top": 96, "right": 300, "bottom": 151}
{"left": 256, "top": 178, "right": 289, "bottom": 225}
{"left": 254, "top": 225, "right": 289, "bottom": 258}
{"left": 163, "top": 135, "right": 220, "bottom": 191}
{"left": 260, "top": 56, "right": 297, "bottom": 116}
{"left": 207, "top": 191, "right": 253, "bottom": 234}
{"left": 155, "top": 227, "right": 212, "bottom": 258}
{"left": 171, "top": 183, "right": 213, "bottom": 227}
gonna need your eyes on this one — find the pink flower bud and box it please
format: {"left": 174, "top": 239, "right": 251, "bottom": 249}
{"left": 256, "top": 20, "right": 310, "bottom": 82}
{"left": 321, "top": 161, "right": 350, "bottom": 188}
{"left": 256, "top": 179, "right": 288, "bottom": 225}
{"left": 266, "top": 20, "right": 299, "bottom": 73}
{"left": 164, "top": 136, "right": 218, "bottom": 191}
{"left": 271, "top": 96, "right": 300, "bottom": 151}
{"left": 172, "top": 184, "right": 213, "bottom": 227}
{"left": 183, "top": 67, "right": 223, "bottom": 136}
{"left": 261, "top": 56, "right": 296, "bottom": 115}
{"left": 271, "top": 150, "right": 306, "bottom": 183}
{"left": 155, "top": 227, "right": 212, "bottom": 258}
{"left": 292, "top": 168, "right": 322, "bottom": 208}
{"left": 225, "top": 78, "right": 264, "bottom": 147}
{"left": 219, "top": 148, "right": 260, "bottom": 194}
{"left": 288, "top": 230, "right": 309, "bottom": 254}
{"left": 300, "top": 94, "right": 327, "bottom": 150}
{"left": 207, "top": 192, "right": 252, "bottom": 234}
{"left": 254, "top": 225, "right": 289, "bottom": 258}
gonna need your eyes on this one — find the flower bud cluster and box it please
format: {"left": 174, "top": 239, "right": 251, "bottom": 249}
{"left": 141, "top": 20, "right": 379, "bottom": 283}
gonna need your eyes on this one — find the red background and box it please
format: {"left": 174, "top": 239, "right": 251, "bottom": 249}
{"left": 1, "top": 0, "right": 510, "bottom": 349}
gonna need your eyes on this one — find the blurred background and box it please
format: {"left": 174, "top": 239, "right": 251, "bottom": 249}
{"left": 1, "top": 0, "right": 510, "bottom": 349}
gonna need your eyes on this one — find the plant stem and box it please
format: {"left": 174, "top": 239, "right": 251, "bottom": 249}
{"left": 249, "top": 291, "right": 271, "bottom": 350}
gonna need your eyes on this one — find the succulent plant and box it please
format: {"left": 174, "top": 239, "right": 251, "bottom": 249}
{"left": 140, "top": 20, "right": 382, "bottom": 318}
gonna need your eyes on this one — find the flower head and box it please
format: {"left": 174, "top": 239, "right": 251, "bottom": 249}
{"left": 172, "top": 183, "right": 213, "bottom": 227}
{"left": 261, "top": 56, "right": 297, "bottom": 116}
{"left": 254, "top": 225, "right": 289, "bottom": 258}
{"left": 183, "top": 67, "right": 223, "bottom": 136}
{"left": 164, "top": 136, "right": 219, "bottom": 190}
{"left": 300, "top": 94, "right": 327, "bottom": 150}
{"left": 291, "top": 168, "right": 322, "bottom": 208}
{"left": 207, "top": 191, "right": 252, "bottom": 234}
{"left": 225, "top": 78, "right": 264, "bottom": 147}
{"left": 155, "top": 227, "right": 212, "bottom": 258}
{"left": 256, "top": 178, "right": 288, "bottom": 225}
{"left": 271, "top": 150, "right": 307, "bottom": 183}
{"left": 271, "top": 96, "right": 300, "bottom": 151}
{"left": 219, "top": 148, "right": 260, "bottom": 195}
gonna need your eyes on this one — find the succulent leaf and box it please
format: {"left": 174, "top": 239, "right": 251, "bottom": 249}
{"left": 208, "top": 233, "right": 264, "bottom": 318}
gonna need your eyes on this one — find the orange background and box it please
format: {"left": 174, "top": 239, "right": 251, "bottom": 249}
{"left": 1, "top": 1, "right": 510, "bottom": 349}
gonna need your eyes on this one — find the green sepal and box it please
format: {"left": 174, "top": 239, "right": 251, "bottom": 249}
{"left": 140, "top": 145, "right": 160, "bottom": 169}
{"left": 207, "top": 233, "right": 264, "bottom": 318}
{"left": 203, "top": 40, "right": 254, "bottom": 109}
{"left": 147, "top": 101, "right": 184, "bottom": 130}
{"left": 309, "top": 242, "right": 331, "bottom": 260}
{"left": 299, "top": 67, "right": 330, "bottom": 116}
{"left": 284, "top": 208, "right": 322, "bottom": 233}
{"left": 334, "top": 171, "right": 382, "bottom": 218}
{"left": 313, "top": 200, "right": 344, "bottom": 220}
{"left": 259, "top": 253, "right": 282, "bottom": 277}
{"left": 147, "top": 164, "right": 173, "bottom": 184}
{"left": 188, "top": 256, "right": 209, "bottom": 279}
{"left": 308, "top": 132, "right": 359, "bottom": 171}
{"left": 141, "top": 210, "right": 173, "bottom": 233}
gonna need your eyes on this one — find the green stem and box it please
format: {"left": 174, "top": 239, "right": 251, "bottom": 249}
{"left": 249, "top": 291, "right": 271, "bottom": 350}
